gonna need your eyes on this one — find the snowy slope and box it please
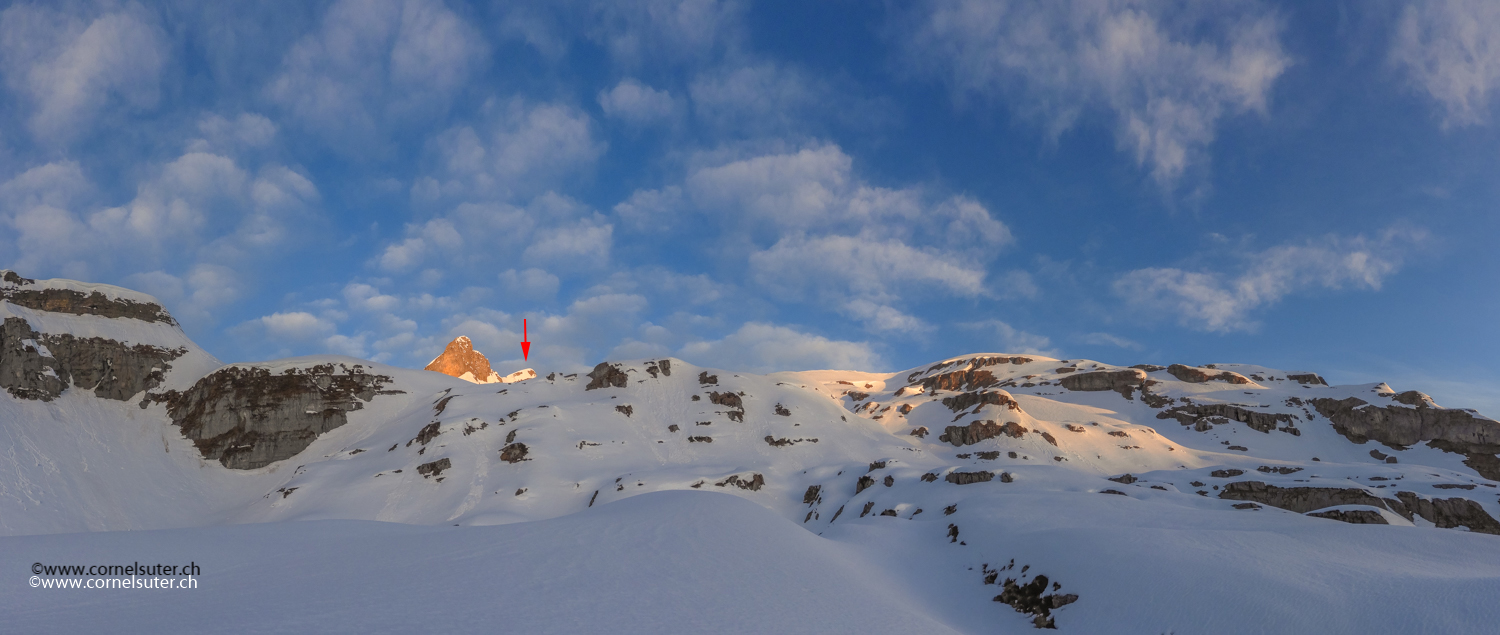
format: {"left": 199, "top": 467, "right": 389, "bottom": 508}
{"left": 5, "top": 272, "right": 1500, "bottom": 632}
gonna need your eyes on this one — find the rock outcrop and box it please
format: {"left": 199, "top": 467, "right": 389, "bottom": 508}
{"left": 1311, "top": 396, "right": 1500, "bottom": 479}
{"left": 1157, "top": 403, "right": 1299, "bottom": 434}
{"left": 149, "top": 363, "right": 402, "bottom": 469}
{"left": 940, "top": 420, "right": 1027, "bottom": 446}
{"left": 941, "top": 390, "right": 1019, "bottom": 413}
{"left": 918, "top": 368, "right": 1002, "bottom": 392}
{"left": 1059, "top": 368, "right": 1147, "bottom": 392}
{"left": 1306, "top": 508, "right": 1389, "bottom": 524}
{"left": 2, "top": 316, "right": 185, "bottom": 401}
{"left": 1219, "top": 481, "right": 1500, "bottom": 534}
{"left": 1167, "top": 364, "right": 1252, "bottom": 385}
{"left": 424, "top": 336, "right": 502, "bottom": 383}
{"left": 2, "top": 270, "right": 176, "bottom": 324}
{"left": 586, "top": 362, "right": 628, "bottom": 390}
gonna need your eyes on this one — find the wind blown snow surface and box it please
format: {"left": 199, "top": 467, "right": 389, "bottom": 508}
{"left": 5, "top": 273, "right": 1500, "bottom": 632}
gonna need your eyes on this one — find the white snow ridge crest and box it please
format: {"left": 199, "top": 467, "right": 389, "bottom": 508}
{"left": 4, "top": 270, "right": 1500, "bottom": 633}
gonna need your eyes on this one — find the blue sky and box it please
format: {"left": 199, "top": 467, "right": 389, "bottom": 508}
{"left": 2, "top": 0, "right": 1498, "bottom": 413}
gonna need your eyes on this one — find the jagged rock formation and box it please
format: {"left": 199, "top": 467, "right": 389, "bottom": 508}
{"left": 149, "top": 363, "right": 403, "bottom": 469}
{"left": 941, "top": 389, "right": 1019, "bottom": 413}
{"left": 1311, "top": 396, "right": 1500, "bottom": 479}
{"left": 940, "top": 420, "right": 1026, "bottom": 446}
{"left": 586, "top": 362, "right": 628, "bottom": 390}
{"left": 424, "top": 336, "right": 504, "bottom": 383}
{"left": 1218, "top": 481, "right": 1500, "bottom": 534}
{"left": 2, "top": 318, "right": 185, "bottom": 402}
{"left": 1158, "top": 403, "right": 1299, "bottom": 434}
{"left": 1167, "top": 364, "right": 1251, "bottom": 384}
{"left": 1059, "top": 369, "right": 1147, "bottom": 392}
{"left": 992, "top": 573, "right": 1078, "bottom": 629}
{"left": 2, "top": 270, "right": 176, "bottom": 324}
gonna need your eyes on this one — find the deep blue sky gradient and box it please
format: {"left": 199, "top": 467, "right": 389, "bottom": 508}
{"left": 1, "top": 0, "right": 1496, "bottom": 413}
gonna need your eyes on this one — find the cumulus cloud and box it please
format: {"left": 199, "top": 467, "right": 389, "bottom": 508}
{"left": 899, "top": 0, "right": 1290, "bottom": 189}
{"left": 1392, "top": 0, "right": 1500, "bottom": 127}
{"left": 586, "top": 0, "right": 745, "bottom": 67}
{"left": 1113, "top": 227, "right": 1428, "bottom": 332}
{"left": 689, "top": 63, "right": 831, "bottom": 134}
{"left": 0, "top": 3, "right": 167, "bottom": 142}
{"left": 618, "top": 143, "right": 1011, "bottom": 332}
{"left": 1, "top": 150, "right": 318, "bottom": 290}
{"left": 376, "top": 194, "right": 613, "bottom": 274}
{"left": 599, "top": 78, "right": 677, "bottom": 124}
{"left": 266, "top": 0, "right": 487, "bottom": 150}
{"left": 750, "top": 234, "right": 988, "bottom": 300}
{"left": 678, "top": 322, "right": 882, "bottom": 372}
{"left": 683, "top": 144, "right": 1011, "bottom": 249}
{"left": 841, "top": 299, "right": 928, "bottom": 334}
{"left": 415, "top": 100, "right": 606, "bottom": 203}
{"left": 260, "top": 311, "right": 337, "bottom": 340}
{"left": 123, "top": 264, "right": 247, "bottom": 324}
{"left": 499, "top": 268, "right": 561, "bottom": 300}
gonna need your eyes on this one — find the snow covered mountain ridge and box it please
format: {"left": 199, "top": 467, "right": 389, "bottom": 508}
{"left": 5, "top": 269, "right": 1500, "bottom": 632}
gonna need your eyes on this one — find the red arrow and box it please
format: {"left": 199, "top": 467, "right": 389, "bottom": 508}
{"left": 520, "top": 319, "right": 531, "bottom": 361}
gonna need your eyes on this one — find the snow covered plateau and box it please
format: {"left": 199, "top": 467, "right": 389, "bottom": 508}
{"left": 3, "top": 269, "right": 1500, "bottom": 633}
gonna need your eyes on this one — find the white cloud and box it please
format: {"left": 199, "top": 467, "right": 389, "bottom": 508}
{"left": 900, "top": 0, "right": 1290, "bottom": 189}
{"left": 499, "top": 268, "right": 561, "bottom": 299}
{"left": 0, "top": 150, "right": 317, "bottom": 293}
{"left": 344, "top": 283, "right": 403, "bottom": 313}
{"left": 376, "top": 193, "right": 611, "bottom": 274}
{"left": 0, "top": 4, "right": 167, "bottom": 142}
{"left": 1392, "top": 0, "right": 1500, "bottom": 127}
{"left": 522, "top": 217, "right": 614, "bottom": 270}
{"left": 586, "top": 0, "right": 745, "bottom": 67}
{"left": 260, "top": 311, "right": 337, "bottom": 340}
{"left": 750, "top": 233, "right": 988, "bottom": 300}
{"left": 0, "top": 160, "right": 92, "bottom": 211}
{"left": 678, "top": 322, "right": 882, "bottom": 372}
{"left": 841, "top": 299, "right": 928, "bottom": 334}
{"left": 614, "top": 143, "right": 1013, "bottom": 333}
{"left": 1113, "top": 227, "right": 1428, "bottom": 332}
{"left": 960, "top": 319, "right": 1058, "bottom": 357}
{"left": 613, "top": 185, "right": 684, "bottom": 232}
{"left": 323, "top": 333, "right": 369, "bottom": 358}
{"left": 685, "top": 144, "right": 851, "bottom": 230}
{"left": 124, "top": 264, "right": 246, "bottom": 325}
{"left": 266, "top": 0, "right": 487, "bottom": 149}
{"left": 417, "top": 100, "right": 606, "bottom": 202}
{"left": 682, "top": 144, "right": 1011, "bottom": 250}
{"left": 599, "top": 78, "right": 677, "bottom": 124}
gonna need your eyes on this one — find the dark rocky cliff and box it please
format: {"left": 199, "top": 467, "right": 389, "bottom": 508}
{"left": 147, "top": 363, "right": 404, "bottom": 469}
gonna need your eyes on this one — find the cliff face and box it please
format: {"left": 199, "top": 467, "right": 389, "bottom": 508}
{"left": 1, "top": 271, "right": 194, "bottom": 402}
{"left": 149, "top": 363, "right": 404, "bottom": 470}
{"left": 1312, "top": 394, "right": 1500, "bottom": 479}
{"left": 1, "top": 317, "right": 185, "bottom": 401}
{"left": 2, "top": 271, "right": 176, "bottom": 324}
{"left": 424, "top": 336, "right": 501, "bottom": 383}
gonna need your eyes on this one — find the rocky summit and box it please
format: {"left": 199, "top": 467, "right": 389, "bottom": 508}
{"left": 4, "top": 270, "right": 1500, "bottom": 633}
{"left": 423, "top": 335, "right": 505, "bottom": 384}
